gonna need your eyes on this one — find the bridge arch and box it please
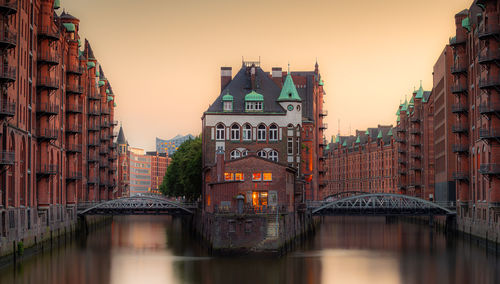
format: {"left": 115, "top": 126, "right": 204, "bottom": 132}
{"left": 323, "top": 191, "right": 370, "bottom": 201}
{"left": 312, "top": 193, "right": 455, "bottom": 216}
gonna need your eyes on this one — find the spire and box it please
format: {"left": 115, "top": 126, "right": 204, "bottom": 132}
{"left": 117, "top": 125, "right": 127, "bottom": 145}
{"left": 277, "top": 72, "right": 301, "bottom": 102}
{"left": 377, "top": 130, "right": 383, "bottom": 139}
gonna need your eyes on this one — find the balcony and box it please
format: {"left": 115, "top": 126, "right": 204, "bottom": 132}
{"left": 66, "top": 64, "right": 84, "bottom": 75}
{"left": 478, "top": 50, "right": 500, "bottom": 65}
{"left": 410, "top": 153, "right": 421, "bottom": 159}
{"left": 0, "top": 100, "right": 15, "bottom": 118}
{"left": 0, "top": 27, "right": 16, "bottom": 49}
{"left": 398, "top": 170, "right": 407, "bottom": 175}
{"left": 88, "top": 108, "right": 101, "bottom": 116}
{"left": 37, "top": 51, "right": 60, "bottom": 66}
{"left": 101, "top": 121, "right": 110, "bottom": 128}
{"left": 451, "top": 83, "right": 468, "bottom": 94}
{"left": 395, "top": 127, "right": 406, "bottom": 133}
{"left": 88, "top": 138, "right": 99, "bottom": 147}
{"left": 319, "top": 110, "right": 328, "bottom": 117}
{"left": 88, "top": 123, "right": 100, "bottom": 132}
{"left": 0, "top": 1, "right": 18, "bottom": 15}
{"left": 110, "top": 143, "right": 117, "bottom": 149}
{"left": 100, "top": 134, "right": 109, "bottom": 141}
{"left": 395, "top": 137, "right": 405, "bottom": 143}
{"left": 88, "top": 154, "right": 98, "bottom": 163}
{"left": 36, "top": 103, "right": 59, "bottom": 116}
{"left": 88, "top": 92, "right": 101, "bottom": 100}
{"left": 100, "top": 159, "right": 109, "bottom": 168}
{"left": 37, "top": 164, "right": 57, "bottom": 177}
{"left": 408, "top": 182, "right": 422, "bottom": 187}
{"left": 99, "top": 146, "right": 109, "bottom": 155}
{"left": 397, "top": 148, "right": 406, "bottom": 154}
{"left": 409, "top": 166, "right": 422, "bottom": 171}
{"left": 87, "top": 178, "right": 99, "bottom": 185}
{"left": 478, "top": 25, "right": 500, "bottom": 40}
{"left": 449, "top": 36, "right": 466, "bottom": 46}
{"left": 67, "top": 144, "right": 82, "bottom": 153}
{"left": 101, "top": 107, "right": 110, "bottom": 115}
{"left": 37, "top": 128, "right": 58, "bottom": 141}
{"left": 479, "top": 164, "right": 500, "bottom": 175}
{"left": 111, "top": 120, "right": 118, "bottom": 126}
{"left": 108, "top": 153, "right": 117, "bottom": 160}
{"left": 38, "top": 25, "right": 59, "bottom": 41}
{"left": 0, "top": 151, "right": 14, "bottom": 165}
{"left": 66, "top": 104, "right": 83, "bottom": 114}
{"left": 319, "top": 123, "right": 328, "bottom": 130}
{"left": 478, "top": 102, "right": 500, "bottom": 115}
{"left": 451, "top": 62, "right": 467, "bottom": 74}
{"left": 66, "top": 124, "right": 82, "bottom": 134}
{"left": 410, "top": 141, "right": 421, "bottom": 147}
{"left": 452, "top": 144, "right": 468, "bottom": 154}
{"left": 66, "top": 84, "right": 84, "bottom": 94}
{"left": 409, "top": 128, "right": 421, "bottom": 135}
{"left": 397, "top": 184, "right": 406, "bottom": 189}
{"left": 0, "top": 65, "right": 16, "bottom": 83}
{"left": 452, "top": 171, "right": 469, "bottom": 181}
{"left": 479, "top": 127, "right": 500, "bottom": 140}
{"left": 478, "top": 77, "right": 500, "bottom": 90}
{"left": 451, "top": 104, "right": 468, "bottom": 114}
{"left": 37, "top": 75, "right": 59, "bottom": 90}
{"left": 451, "top": 124, "right": 468, "bottom": 134}
{"left": 410, "top": 116, "right": 421, "bottom": 123}
{"left": 398, "top": 159, "right": 406, "bottom": 165}
{"left": 66, "top": 172, "right": 82, "bottom": 181}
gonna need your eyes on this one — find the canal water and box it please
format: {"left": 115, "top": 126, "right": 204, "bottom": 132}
{"left": 1, "top": 215, "right": 499, "bottom": 284}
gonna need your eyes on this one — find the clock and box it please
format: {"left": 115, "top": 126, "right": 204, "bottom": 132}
{"left": 287, "top": 104, "right": 294, "bottom": 111}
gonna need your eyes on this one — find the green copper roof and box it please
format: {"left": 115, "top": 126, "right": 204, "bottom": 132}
{"left": 106, "top": 89, "right": 110, "bottom": 94}
{"left": 409, "top": 96, "right": 415, "bottom": 104}
{"left": 319, "top": 79, "right": 324, "bottom": 86}
{"left": 335, "top": 135, "right": 340, "bottom": 143}
{"left": 397, "top": 115, "right": 400, "bottom": 122}
{"left": 388, "top": 128, "right": 393, "bottom": 136}
{"left": 222, "top": 93, "right": 233, "bottom": 101}
{"left": 78, "top": 39, "right": 81, "bottom": 47}
{"left": 107, "top": 95, "right": 113, "bottom": 102}
{"left": 342, "top": 140, "right": 347, "bottom": 147}
{"left": 415, "top": 81, "right": 424, "bottom": 99}
{"left": 278, "top": 74, "right": 301, "bottom": 102}
{"left": 113, "top": 102, "right": 117, "bottom": 107}
{"left": 63, "top": 23, "right": 75, "bottom": 33}
{"left": 396, "top": 107, "right": 401, "bottom": 115}
{"left": 365, "top": 129, "right": 370, "bottom": 135}
{"left": 98, "top": 80, "right": 105, "bottom": 87}
{"left": 355, "top": 136, "right": 360, "bottom": 143}
{"left": 87, "top": 61, "right": 95, "bottom": 69}
{"left": 401, "top": 98, "right": 408, "bottom": 112}
{"left": 325, "top": 143, "right": 330, "bottom": 150}
{"left": 54, "top": 0, "right": 60, "bottom": 9}
{"left": 245, "top": 91, "right": 264, "bottom": 101}
{"left": 462, "top": 17, "right": 471, "bottom": 32}
{"left": 377, "top": 130, "right": 383, "bottom": 139}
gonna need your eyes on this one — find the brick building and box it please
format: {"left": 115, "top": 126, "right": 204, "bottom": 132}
{"left": 449, "top": 0, "right": 500, "bottom": 237}
{"left": 117, "top": 125, "right": 130, "bottom": 197}
{"left": 147, "top": 151, "right": 169, "bottom": 194}
{"left": 0, "top": 0, "right": 119, "bottom": 256}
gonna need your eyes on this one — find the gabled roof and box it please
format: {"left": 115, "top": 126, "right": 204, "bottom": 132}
{"left": 85, "top": 39, "right": 96, "bottom": 59}
{"left": 423, "top": 91, "right": 432, "bottom": 103}
{"left": 277, "top": 74, "right": 301, "bottom": 102}
{"left": 60, "top": 11, "right": 78, "bottom": 21}
{"left": 117, "top": 125, "right": 126, "bottom": 145}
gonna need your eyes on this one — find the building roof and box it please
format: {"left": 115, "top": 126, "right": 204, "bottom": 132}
{"left": 60, "top": 11, "right": 78, "bottom": 21}
{"left": 277, "top": 74, "right": 301, "bottom": 102}
{"left": 222, "top": 92, "right": 233, "bottom": 101}
{"left": 85, "top": 39, "right": 96, "bottom": 59}
{"left": 422, "top": 91, "right": 432, "bottom": 103}
{"left": 117, "top": 125, "right": 127, "bottom": 145}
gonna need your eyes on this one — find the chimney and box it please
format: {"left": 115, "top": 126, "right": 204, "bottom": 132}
{"left": 250, "top": 64, "right": 256, "bottom": 90}
{"left": 216, "top": 148, "right": 225, "bottom": 182}
{"left": 221, "top": 67, "right": 232, "bottom": 91}
{"left": 272, "top": 67, "right": 283, "bottom": 87}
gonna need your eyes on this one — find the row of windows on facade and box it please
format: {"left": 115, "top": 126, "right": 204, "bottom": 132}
{"left": 229, "top": 149, "right": 279, "bottom": 162}
{"left": 224, "top": 172, "right": 273, "bottom": 182}
{"left": 215, "top": 123, "right": 299, "bottom": 141}
{"left": 131, "top": 180, "right": 151, "bottom": 185}
{"left": 224, "top": 101, "right": 263, "bottom": 112}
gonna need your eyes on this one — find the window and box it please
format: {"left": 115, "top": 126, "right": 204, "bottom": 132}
{"left": 242, "top": 150, "right": 248, "bottom": 157}
{"left": 257, "top": 150, "right": 267, "bottom": 158}
{"left": 235, "top": 173, "right": 244, "bottom": 181}
{"left": 243, "top": 124, "right": 252, "bottom": 140}
{"left": 230, "top": 150, "right": 241, "bottom": 160}
{"left": 246, "top": 102, "right": 263, "bottom": 111}
{"left": 296, "top": 138, "right": 300, "bottom": 154}
{"left": 224, "top": 173, "right": 234, "bottom": 181}
{"left": 287, "top": 138, "right": 293, "bottom": 154}
{"left": 257, "top": 124, "right": 266, "bottom": 141}
{"left": 216, "top": 124, "right": 225, "bottom": 140}
{"left": 268, "top": 150, "right": 278, "bottom": 162}
{"left": 252, "top": 173, "right": 262, "bottom": 181}
{"left": 231, "top": 124, "right": 240, "bottom": 140}
{"left": 223, "top": 101, "right": 232, "bottom": 111}
{"left": 263, "top": 173, "right": 272, "bottom": 181}
{"left": 269, "top": 124, "right": 278, "bottom": 141}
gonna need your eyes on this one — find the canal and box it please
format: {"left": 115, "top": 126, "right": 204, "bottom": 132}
{"left": 1, "top": 215, "right": 499, "bottom": 284}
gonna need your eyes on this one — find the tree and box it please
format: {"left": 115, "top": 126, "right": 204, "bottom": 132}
{"left": 159, "top": 136, "right": 202, "bottom": 201}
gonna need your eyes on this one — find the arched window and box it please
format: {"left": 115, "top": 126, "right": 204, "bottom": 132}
{"left": 257, "top": 150, "right": 267, "bottom": 158}
{"left": 231, "top": 124, "right": 240, "bottom": 141}
{"left": 269, "top": 124, "right": 278, "bottom": 141}
{"left": 230, "top": 150, "right": 241, "bottom": 160}
{"left": 268, "top": 150, "right": 278, "bottom": 162}
{"left": 257, "top": 124, "right": 266, "bottom": 141}
{"left": 216, "top": 124, "right": 225, "bottom": 140}
{"left": 243, "top": 124, "right": 252, "bottom": 141}
{"left": 242, "top": 149, "right": 248, "bottom": 157}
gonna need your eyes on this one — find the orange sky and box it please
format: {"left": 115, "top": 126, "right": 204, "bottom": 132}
{"left": 62, "top": 0, "right": 471, "bottom": 150}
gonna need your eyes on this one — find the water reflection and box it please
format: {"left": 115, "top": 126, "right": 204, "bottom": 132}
{"left": 1, "top": 216, "right": 499, "bottom": 284}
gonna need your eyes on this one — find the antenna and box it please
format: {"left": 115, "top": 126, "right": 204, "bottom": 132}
{"left": 338, "top": 119, "right": 340, "bottom": 136}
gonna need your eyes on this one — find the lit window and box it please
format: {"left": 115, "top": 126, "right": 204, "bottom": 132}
{"left": 269, "top": 124, "right": 278, "bottom": 141}
{"left": 224, "top": 172, "right": 234, "bottom": 181}
{"left": 216, "top": 124, "right": 225, "bottom": 140}
{"left": 252, "top": 173, "right": 262, "bottom": 181}
{"left": 263, "top": 173, "right": 272, "bottom": 181}
{"left": 235, "top": 173, "right": 244, "bottom": 181}
{"left": 257, "top": 124, "right": 266, "bottom": 141}
{"left": 230, "top": 150, "right": 241, "bottom": 160}
{"left": 231, "top": 124, "right": 240, "bottom": 140}
{"left": 257, "top": 150, "right": 267, "bottom": 158}
{"left": 243, "top": 124, "right": 252, "bottom": 140}
{"left": 268, "top": 150, "right": 278, "bottom": 162}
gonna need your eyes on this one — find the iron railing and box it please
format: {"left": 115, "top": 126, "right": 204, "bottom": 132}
{"left": 0, "top": 100, "right": 15, "bottom": 117}
{"left": 0, "top": 151, "right": 14, "bottom": 165}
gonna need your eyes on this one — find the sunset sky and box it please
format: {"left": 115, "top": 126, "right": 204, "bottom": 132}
{"left": 62, "top": 0, "right": 471, "bottom": 150}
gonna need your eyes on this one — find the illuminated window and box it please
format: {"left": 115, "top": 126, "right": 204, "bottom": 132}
{"left": 263, "top": 173, "right": 272, "bottom": 181}
{"left": 252, "top": 173, "right": 262, "bottom": 181}
{"left": 235, "top": 173, "right": 244, "bottom": 181}
{"left": 224, "top": 172, "right": 234, "bottom": 181}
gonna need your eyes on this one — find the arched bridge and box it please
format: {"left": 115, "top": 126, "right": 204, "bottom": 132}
{"left": 78, "top": 196, "right": 197, "bottom": 216}
{"left": 310, "top": 193, "right": 456, "bottom": 216}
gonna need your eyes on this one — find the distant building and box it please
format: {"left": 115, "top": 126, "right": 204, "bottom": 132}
{"left": 117, "top": 125, "right": 130, "bottom": 197}
{"left": 129, "top": 147, "right": 151, "bottom": 196}
{"left": 147, "top": 151, "right": 170, "bottom": 193}
{"left": 156, "top": 134, "right": 195, "bottom": 155}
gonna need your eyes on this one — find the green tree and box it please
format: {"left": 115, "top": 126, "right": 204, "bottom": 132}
{"left": 159, "top": 136, "right": 202, "bottom": 201}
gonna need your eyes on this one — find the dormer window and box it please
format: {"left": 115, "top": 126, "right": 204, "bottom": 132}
{"left": 245, "top": 91, "right": 264, "bottom": 112}
{"left": 246, "top": 101, "right": 262, "bottom": 111}
{"left": 222, "top": 92, "right": 233, "bottom": 112}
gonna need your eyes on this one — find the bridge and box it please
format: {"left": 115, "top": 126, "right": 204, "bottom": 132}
{"left": 78, "top": 196, "right": 197, "bottom": 216}
{"left": 309, "top": 193, "right": 456, "bottom": 216}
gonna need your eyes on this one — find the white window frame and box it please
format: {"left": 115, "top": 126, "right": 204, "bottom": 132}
{"left": 257, "top": 124, "right": 266, "bottom": 141}
{"left": 268, "top": 150, "right": 278, "bottom": 162}
{"left": 223, "top": 101, "right": 233, "bottom": 112}
{"left": 230, "top": 150, "right": 241, "bottom": 160}
{"left": 269, "top": 124, "right": 278, "bottom": 141}
{"left": 243, "top": 124, "right": 252, "bottom": 141}
{"left": 216, "top": 124, "right": 225, "bottom": 140}
{"left": 231, "top": 124, "right": 240, "bottom": 141}
{"left": 257, "top": 150, "right": 267, "bottom": 159}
